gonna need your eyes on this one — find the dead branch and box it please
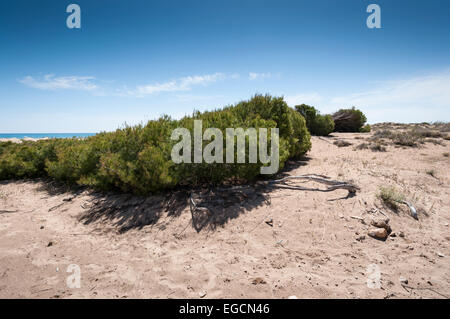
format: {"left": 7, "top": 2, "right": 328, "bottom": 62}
{"left": 48, "top": 202, "right": 65, "bottom": 212}
{"left": 189, "top": 174, "right": 359, "bottom": 231}
{"left": 397, "top": 200, "right": 418, "bottom": 220}
{"left": 0, "top": 210, "right": 19, "bottom": 214}
{"left": 317, "top": 136, "right": 334, "bottom": 144}
{"left": 267, "top": 174, "right": 360, "bottom": 193}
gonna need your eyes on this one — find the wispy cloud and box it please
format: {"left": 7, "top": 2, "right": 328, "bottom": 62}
{"left": 286, "top": 70, "right": 450, "bottom": 122}
{"left": 285, "top": 93, "right": 323, "bottom": 107}
{"left": 19, "top": 74, "right": 98, "bottom": 91}
{"left": 248, "top": 72, "right": 271, "bottom": 80}
{"left": 131, "top": 73, "right": 227, "bottom": 96}
{"left": 329, "top": 71, "right": 450, "bottom": 110}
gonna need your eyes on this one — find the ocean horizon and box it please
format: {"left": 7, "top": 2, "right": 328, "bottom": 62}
{"left": 0, "top": 133, "right": 96, "bottom": 139}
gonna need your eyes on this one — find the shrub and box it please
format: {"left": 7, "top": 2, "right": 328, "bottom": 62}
{"left": 295, "top": 104, "right": 334, "bottom": 136}
{"left": 360, "top": 124, "right": 371, "bottom": 133}
{"left": 0, "top": 140, "right": 57, "bottom": 180}
{"left": 332, "top": 107, "right": 367, "bottom": 132}
{"left": 377, "top": 186, "right": 405, "bottom": 211}
{"left": 355, "top": 142, "right": 386, "bottom": 152}
{"left": 333, "top": 140, "right": 352, "bottom": 147}
{"left": 371, "top": 129, "right": 423, "bottom": 147}
{"left": 0, "top": 94, "right": 311, "bottom": 194}
{"left": 411, "top": 127, "right": 443, "bottom": 138}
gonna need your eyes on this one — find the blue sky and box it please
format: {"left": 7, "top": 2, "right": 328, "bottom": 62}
{"left": 1, "top": 0, "right": 449, "bottom": 133}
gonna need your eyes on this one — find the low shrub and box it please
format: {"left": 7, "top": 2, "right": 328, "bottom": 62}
{"left": 333, "top": 140, "right": 352, "bottom": 147}
{"left": 377, "top": 186, "right": 405, "bottom": 211}
{"left": 360, "top": 124, "right": 371, "bottom": 133}
{"left": 294, "top": 104, "right": 334, "bottom": 136}
{"left": 411, "top": 127, "right": 443, "bottom": 138}
{"left": 0, "top": 95, "right": 311, "bottom": 194}
{"left": 332, "top": 107, "right": 367, "bottom": 132}
{"left": 355, "top": 142, "right": 386, "bottom": 152}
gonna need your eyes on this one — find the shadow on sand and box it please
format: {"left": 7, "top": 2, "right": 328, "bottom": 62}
{"left": 25, "top": 155, "right": 356, "bottom": 234}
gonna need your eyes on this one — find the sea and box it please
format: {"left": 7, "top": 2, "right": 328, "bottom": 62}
{"left": 0, "top": 133, "right": 96, "bottom": 139}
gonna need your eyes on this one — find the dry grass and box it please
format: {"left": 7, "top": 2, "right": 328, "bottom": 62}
{"left": 355, "top": 142, "right": 386, "bottom": 152}
{"left": 371, "top": 125, "right": 448, "bottom": 148}
{"left": 433, "top": 122, "right": 450, "bottom": 132}
{"left": 333, "top": 140, "right": 352, "bottom": 147}
{"left": 377, "top": 186, "right": 405, "bottom": 211}
{"left": 411, "top": 127, "right": 443, "bottom": 138}
{"left": 424, "top": 138, "right": 445, "bottom": 146}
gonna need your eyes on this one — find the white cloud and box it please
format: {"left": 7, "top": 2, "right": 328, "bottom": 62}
{"left": 249, "top": 72, "right": 271, "bottom": 80}
{"left": 285, "top": 92, "right": 323, "bottom": 107}
{"left": 133, "top": 73, "right": 227, "bottom": 96}
{"left": 19, "top": 74, "right": 98, "bottom": 91}
{"left": 330, "top": 71, "right": 450, "bottom": 109}
{"left": 286, "top": 70, "right": 450, "bottom": 122}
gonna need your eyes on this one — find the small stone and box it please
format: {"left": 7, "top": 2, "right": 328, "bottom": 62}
{"left": 399, "top": 231, "right": 405, "bottom": 238}
{"left": 40, "top": 226, "right": 44, "bottom": 229}
{"left": 198, "top": 291, "right": 207, "bottom": 298}
{"left": 399, "top": 277, "right": 408, "bottom": 285}
{"left": 371, "top": 218, "right": 391, "bottom": 232}
{"left": 437, "top": 252, "right": 445, "bottom": 257}
{"left": 265, "top": 219, "right": 273, "bottom": 227}
{"left": 288, "top": 295, "right": 298, "bottom": 299}
{"left": 368, "top": 228, "right": 388, "bottom": 240}
{"left": 252, "top": 277, "right": 267, "bottom": 285}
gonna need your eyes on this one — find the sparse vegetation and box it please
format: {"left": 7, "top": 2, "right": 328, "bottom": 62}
{"left": 371, "top": 129, "right": 422, "bottom": 147}
{"left": 411, "top": 127, "right": 443, "bottom": 138}
{"left": 295, "top": 104, "right": 335, "bottom": 136}
{"left": 391, "top": 131, "right": 421, "bottom": 147}
{"left": 355, "top": 142, "right": 386, "bottom": 152}
{"left": 434, "top": 122, "right": 450, "bottom": 132}
{"left": 377, "top": 186, "right": 405, "bottom": 211}
{"left": 333, "top": 140, "right": 352, "bottom": 147}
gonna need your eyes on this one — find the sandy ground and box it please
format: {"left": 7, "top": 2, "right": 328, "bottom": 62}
{"left": 0, "top": 132, "right": 449, "bottom": 299}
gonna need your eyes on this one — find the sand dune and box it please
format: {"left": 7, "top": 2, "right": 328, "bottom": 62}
{"left": 0, "top": 130, "right": 449, "bottom": 299}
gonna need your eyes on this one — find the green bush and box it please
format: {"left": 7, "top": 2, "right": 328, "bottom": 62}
{"left": 360, "top": 124, "right": 371, "bottom": 133}
{"left": 295, "top": 104, "right": 334, "bottom": 136}
{"left": 332, "top": 107, "right": 367, "bottom": 132}
{"left": 0, "top": 95, "right": 311, "bottom": 194}
{"left": 0, "top": 140, "right": 57, "bottom": 180}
